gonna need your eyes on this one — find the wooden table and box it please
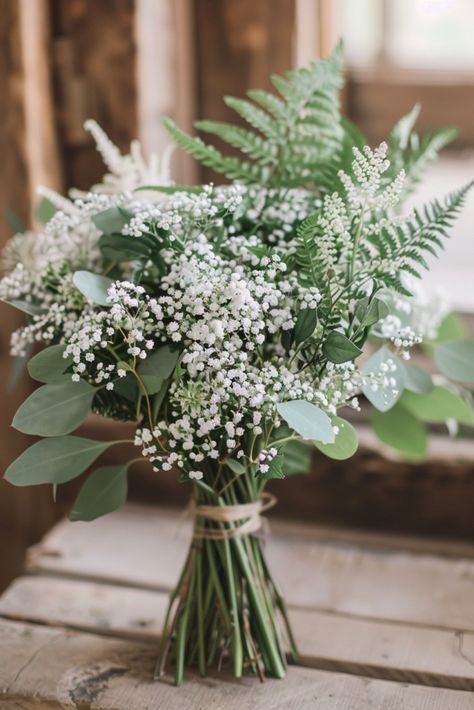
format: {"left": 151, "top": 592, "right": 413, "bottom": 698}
{"left": 1, "top": 504, "right": 474, "bottom": 709}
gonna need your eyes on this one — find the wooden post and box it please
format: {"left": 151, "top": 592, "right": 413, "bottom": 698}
{"left": 193, "top": 0, "right": 296, "bottom": 182}
{"left": 0, "top": 0, "right": 64, "bottom": 593}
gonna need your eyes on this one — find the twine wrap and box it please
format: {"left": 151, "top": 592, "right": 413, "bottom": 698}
{"left": 192, "top": 492, "right": 276, "bottom": 540}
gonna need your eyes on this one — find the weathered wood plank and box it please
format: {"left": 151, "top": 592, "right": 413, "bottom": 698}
{"left": 28, "top": 505, "right": 474, "bottom": 632}
{"left": 1, "top": 620, "right": 474, "bottom": 709}
{"left": 1, "top": 576, "right": 474, "bottom": 690}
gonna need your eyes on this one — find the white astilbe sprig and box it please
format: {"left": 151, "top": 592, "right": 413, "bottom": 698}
{"left": 339, "top": 143, "right": 406, "bottom": 211}
{"left": 71, "top": 119, "right": 175, "bottom": 196}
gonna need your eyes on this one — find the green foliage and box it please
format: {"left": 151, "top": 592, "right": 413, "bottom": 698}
{"left": 387, "top": 104, "right": 458, "bottom": 197}
{"left": 73, "top": 271, "right": 114, "bottom": 307}
{"left": 371, "top": 404, "right": 428, "bottom": 462}
{"left": 4, "top": 300, "right": 45, "bottom": 316}
{"left": 28, "top": 344, "right": 73, "bottom": 383}
{"left": 4, "top": 436, "right": 114, "bottom": 486}
{"left": 276, "top": 400, "right": 334, "bottom": 443}
{"left": 69, "top": 464, "right": 129, "bottom": 521}
{"left": 400, "top": 386, "right": 474, "bottom": 426}
{"left": 364, "top": 181, "right": 474, "bottom": 294}
{"left": 434, "top": 340, "right": 474, "bottom": 384}
{"left": 92, "top": 206, "right": 132, "bottom": 234}
{"left": 258, "top": 454, "right": 285, "bottom": 481}
{"left": 362, "top": 346, "right": 405, "bottom": 412}
{"left": 294, "top": 308, "right": 318, "bottom": 344}
{"left": 226, "top": 458, "right": 247, "bottom": 475}
{"left": 314, "top": 416, "right": 358, "bottom": 460}
{"left": 163, "top": 43, "right": 344, "bottom": 190}
{"left": 280, "top": 440, "right": 312, "bottom": 475}
{"left": 402, "top": 363, "right": 434, "bottom": 394}
{"left": 36, "top": 197, "right": 57, "bottom": 225}
{"left": 138, "top": 344, "right": 180, "bottom": 379}
{"left": 323, "top": 332, "right": 362, "bottom": 364}
{"left": 12, "top": 379, "right": 96, "bottom": 436}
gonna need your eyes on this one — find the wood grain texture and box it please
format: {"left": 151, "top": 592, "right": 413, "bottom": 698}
{"left": 27, "top": 505, "right": 474, "bottom": 632}
{"left": 51, "top": 0, "right": 138, "bottom": 190}
{"left": 1, "top": 619, "right": 474, "bottom": 709}
{"left": 193, "top": 0, "right": 295, "bottom": 183}
{"left": 0, "top": 0, "right": 63, "bottom": 595}
{"left": 1, "top": 575, "right": 474, "bottom": 690}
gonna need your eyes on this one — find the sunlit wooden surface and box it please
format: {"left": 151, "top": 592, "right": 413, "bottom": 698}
{"left": 1, "top": 504, "right": 474, "bottom": 707}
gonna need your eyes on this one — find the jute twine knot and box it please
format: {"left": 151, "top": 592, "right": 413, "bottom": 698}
{"left": 192, "top": 492, "right": 277, "bottom": 540}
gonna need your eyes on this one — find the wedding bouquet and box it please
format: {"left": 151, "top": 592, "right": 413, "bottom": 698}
{"left": 2, "top": 45, "right": 474, "bottom": 685}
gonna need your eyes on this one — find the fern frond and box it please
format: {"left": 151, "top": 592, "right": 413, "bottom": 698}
{"left": 362, "top": 180, "right": 473, "bottom": 290}
{"left": 386, "top": 104, "right": 458, "bottom": 196}
{"left": 163, "top": 43, "right": 345, "bottom": 190}
{"left": 162, "top": 117, "right": 265, "bottom": 182}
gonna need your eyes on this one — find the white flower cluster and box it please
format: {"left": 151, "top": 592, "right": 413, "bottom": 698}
{"left": 339, "top": 143, "right": 405, "bottom": 211}
{"left": 0, "top": 121, "right": 437, "bottom": 483}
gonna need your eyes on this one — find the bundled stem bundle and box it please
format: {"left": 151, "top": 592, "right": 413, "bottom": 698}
{"left": 156, "top": 468, "right": 297, "bottom": 685}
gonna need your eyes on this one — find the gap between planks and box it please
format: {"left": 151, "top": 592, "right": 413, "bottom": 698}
{"left": 25, "top": 504, "right": 474, "bottom": 634}
{"left": 1, "top": 574, "right": 474, "bottom": 691}
{"left": 1, "top": 618, "right": 474, "bottom": 710}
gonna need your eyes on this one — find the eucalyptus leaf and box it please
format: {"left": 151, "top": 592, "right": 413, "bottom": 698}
{"left": 73, "top": 271, "right": 114, "bottom": 307}
{"left": 362, "top": 346, "right": 405, "bottom": 412}
{"left": 99, "top": 234, "right": 151, "bottom": 262}
{"left": 280, "top": 440, "right": 312, "bottom": 475}
{"left": 434, "top": 340, "right": 474, "bottom": 384}
{"left": 4, "top": 300, "right": 45, "bottom": 316}
{"left": 4, "top": 436, "right": 114, "bottom": 486}
{"left": 92, "top": 206, "right": 131, "bottom": 234}
{"left": 27, "top": 344, "right": 73, "bottom": 383}
{"left": 434, "top": 312, "right": 469, "bottom": 343}
{"left": 114, "top": 373, "right": 139, "bottom": 402}
{"left": 371, "top": 404, "right": 428, "bottom": 462}
{"left": 276, "top": 400, "right": 335, "bottom": 444}
{"left": 400, "top": 386, "right": 474, "bottom": 426}
{"left": 314, "top": 416, "right": 358, "bottom": 460}
{"left": 294, "top": 308, "right": 317, "bottom": 344}
{"left": 323, "top": 332, "right": 362, "bottom": 364}
{"left": 402, "top": 363, "right": 434, "bottom": 394}
{"left": 140, "top": 375, "right": 164, "bottom": 395}
{"left": 138, "top": 344, "right": 180, "bottom": 379}
{"left": 12, "top": 379, "right": 96, "bottom": 436}
{"left": 36, "top": 197, "right": 56, "bottom": 225}
{"left": 69, "top": 464, "right": 129, "bottom": 522}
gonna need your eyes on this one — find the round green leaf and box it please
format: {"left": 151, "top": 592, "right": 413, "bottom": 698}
{"left": 92, "top": 206, "right": 131, "bottom": 234}
{"left": 362, "top": 347, "right": 405, "bottom": 412}
{"left": 276, "top": 400, "right": 335, "bottom": 444}
{"left": 138, "top": 344, "right": 180, "bottom": 379}
{"left": 400, "top": 386, "right": 474, "bottom": 426}
{"left": 140, "top": 375, "right": 164, "bottom": 395}
{"left": 12, "top": 379, "right": 96, "bottom": 436}
{"left": 73, "top": 271, "right": 114, "bottom": 307}
{"left": 402, "top": 364, "right": 434, "bottom": 394}
{"left": 27, "top": 344, "right": 73, "bottom": 383}
{"left": 434, "top": 340, "right": 474, "bottom": 384}
{"left": 69, "top": 464, "right": 129, "bottom": 522}
{"left": 371, "top": 404, "right": 428, "bottom": 462}
{"left": 4, "top": 436, "right": 114, "bottom": 486}
{"left": 323, "top": 332, "right": 362, "bottom": 364}
{"left": 314, "top": 416, "right": 358, "bottom": 460}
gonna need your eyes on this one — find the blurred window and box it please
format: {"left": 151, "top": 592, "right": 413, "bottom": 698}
{"left": 342, "top": 0, "right": 474, "bottom": 70}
